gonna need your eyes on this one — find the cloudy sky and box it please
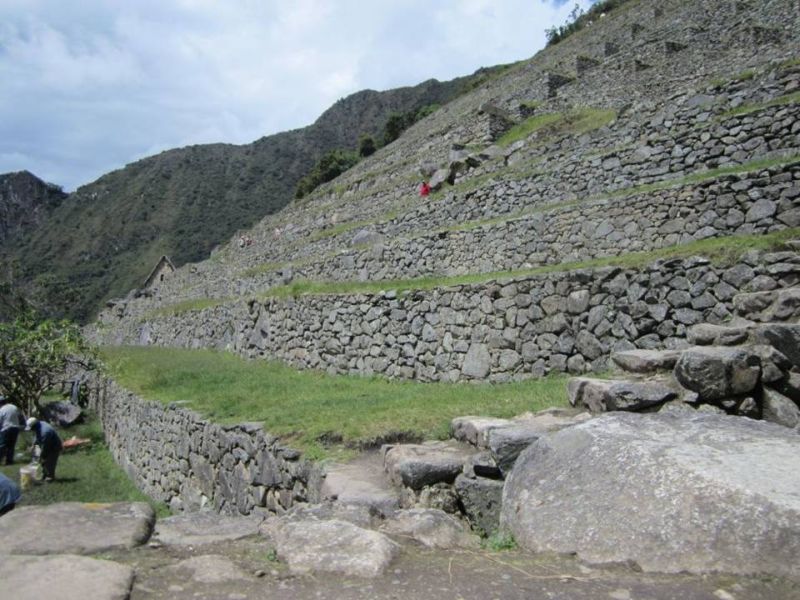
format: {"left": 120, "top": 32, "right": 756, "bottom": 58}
{"left": 0, "top": 0, "right": 591, "bottom": 191}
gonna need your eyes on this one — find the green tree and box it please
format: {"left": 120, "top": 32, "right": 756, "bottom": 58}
{"left": 295, "top": 149, "right": 360, "bottom": 199}
{"left": 0, "top": 308, "right": 96, "bottom": 416}
{"left": 358, "top": 134, "right": 377, "bottom": 157}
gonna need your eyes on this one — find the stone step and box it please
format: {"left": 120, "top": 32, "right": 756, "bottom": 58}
{"left": 382, "top": 440, "right": 476, "bottom": 491}
{"left": 320, "top": 452, "right": 400, "bottom": 517}
{"left": 610, "top": 349, "right": 683, "bottom": 374}
{"left": 686, "top": 321, "right": 753, "bottom": 346}
{"left": 567, "top": 377, "right": 679, "bottom": 413}
{"left": 452, "top": 409, "right": 591, "bottom": 474}
{"left": 733, "top": 287, "right": 800, "bottom": 322}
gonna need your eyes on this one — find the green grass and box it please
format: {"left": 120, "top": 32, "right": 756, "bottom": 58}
{"left": 497, "top": 113, "right": 565, "bottom": 147}
{"left": 100, "top": 346, "right": 569, "bottom": 460}
{"left": 0, "top": 418, "right": 168, "bottom": 517}
{"left": 496, "top": 107, "right": 616, "bottom": 148}
{"left": 150, "top": 297, "right": 230, "bottom": 317}
{"left": 261, "top": 228, "right": 800, "bottom": 300}
{"left": 718, "top": 91, "right": 800, "bottom": 119}
{"left": 483, "top": 531, "right": 518, "bottom": 550}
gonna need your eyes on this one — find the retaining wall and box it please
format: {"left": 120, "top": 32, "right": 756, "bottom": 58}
{"left": 86, "top": 374, "right": 321, "bottom": 515}
{"left": 95, "top": 249, "right": 800, "bottom": 383}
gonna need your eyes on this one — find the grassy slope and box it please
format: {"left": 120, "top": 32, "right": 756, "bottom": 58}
{"left": 101, "top": 346, "right": 569, "bottom": 460}
{"left": 0, "top": 419, "right": 166, "bottom": 516}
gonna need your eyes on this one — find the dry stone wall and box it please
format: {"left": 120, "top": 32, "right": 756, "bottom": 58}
{"left": 95, "top": 250, "right": 800, "bottom": 383}
{"left": 86, "top": 374, "right": 321, "bottom": 515}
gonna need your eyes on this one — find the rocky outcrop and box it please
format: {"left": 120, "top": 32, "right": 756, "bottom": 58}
{"left": 502, "top": 412, "right": 800, "bottom": 580}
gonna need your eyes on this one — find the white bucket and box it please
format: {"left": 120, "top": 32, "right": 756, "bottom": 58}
{"left": 19, "top": 465, "right": 38, "bottom": 491}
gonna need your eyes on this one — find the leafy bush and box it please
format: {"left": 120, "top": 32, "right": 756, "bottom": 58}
{"left": 358, "top": 134, "right": 377, "bottom": 157}
{"left": 295, "top": 149, "right": 361, "bottom": 199}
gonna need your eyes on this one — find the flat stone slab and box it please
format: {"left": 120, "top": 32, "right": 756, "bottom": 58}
{"left": 262, "top": 517, "right": 399, "bottom": 578}
{"left": 0, "top": 554, "right": 134, "bottom": 600}
{"left": 383, "top": 440, "right": 474, "bottom": 490}
{"left": 154, "top": 511, "right": 264, "bottom": 546}
{"left": 502, "top": 412, "right": 800, "bottom": 580}
{"left": 164, "top": 554, "right": 250, "bottom": 584}
{"left": 687, "top": 323, "right": 751, "bottom": 346}
{"left": 611, "top": 349, "right": 684, "bottom": 373}
{"left": 321, "top": 452, "right": 400, "bottom": 516}
{"left": 0, "top": 502, "right": 154, "bottom": 555}
{"left": 381, "top": 508, "right": 478, "bottom": 549}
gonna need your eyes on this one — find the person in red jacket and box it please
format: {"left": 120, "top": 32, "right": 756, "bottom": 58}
{"left": 419, "top": 181, "right": 431, "bottom": 197}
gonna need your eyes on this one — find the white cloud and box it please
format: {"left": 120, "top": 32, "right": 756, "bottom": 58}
{"left": 0, "top": 0, "right": 595, "bottom": 191}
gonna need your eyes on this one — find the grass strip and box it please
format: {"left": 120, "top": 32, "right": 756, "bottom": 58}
{"left": 718, "top": 91, "right": 800, "bottom": 119}
{"left": 101, "top": 346, "right": 569, "bottom": 460}
{"left": 262, "top": 228, "right": 800, "bottom": 299}
{"left": 151, "top": 227, "right": 800, "bottom": 316}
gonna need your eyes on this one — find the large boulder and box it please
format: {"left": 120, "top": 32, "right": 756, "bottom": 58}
{"left": 673, "top": 347, "right": 761, "bottom": 400}
{"left": 0, "top": 502, "right": 154, "bottom": 555}
{"left": 40, "top": 401, "right": 83, "bottom": 427}
{"left": 502, "top": 413, "right": 800, "bottom": 580}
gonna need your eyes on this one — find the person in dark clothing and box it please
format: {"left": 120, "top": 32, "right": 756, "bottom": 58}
{"left": 0, "top": 472, "right": 21, "bottom": 516}
{"left": 0, "top": 396, "right": 26, "bottom": 465}
{"left": 26, "top": 417, "right": 63, "bottom": 481}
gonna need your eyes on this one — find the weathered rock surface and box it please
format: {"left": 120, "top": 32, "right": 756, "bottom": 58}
{"left": 321, "top": 453, "right": 400, "bottom": 516}
{"left": 568, "top": 377, "right": 677, "bottom": 412}
{"left": 381, "top": 508, "right": 478, "bottom": 549}
{"left": 40, "top": 401, "right": 83, "bottom": 427}
{"left": 0, "top": 554, "right": 134, "bottom": 600}
{"left": 163, "top": 554, "right": 250, "bottom": 584}
{"left": 154, "top": 511, "right": 264, "bottom": 546}
{"left": 0, "top": 502, "right": 154, "bottom": 555}
{"left": 454, "top": 474, "right": 504, "bottom": 536}
{"left": 451, "top": 415, "right": 512, "bottom": 448}
{"left": 262, "top": 517, "right": 399, "bottom": 578}
{"left": 485, "top": 410, "right": 589, "bottom": 474}
{"left": 673, "top": 346, "right": 761, "bottom": 400}
{"left": 383, "top": 441, "right": 473, "bottom": 489}
{"left": 611, "top": 349, "right": 683, "bottom": 373}
{"left": 762, "top": 387, "right": 800, "bottom": 429}
{"left": 502, "top": 412, "right": 800, "bottom": 580}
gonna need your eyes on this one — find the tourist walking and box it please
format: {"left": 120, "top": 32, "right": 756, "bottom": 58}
{"left": 26, "top": 418, "right": 63, "bottom": 482}
{"left": 0, "top": 396, "right": 26, "bottom": 465}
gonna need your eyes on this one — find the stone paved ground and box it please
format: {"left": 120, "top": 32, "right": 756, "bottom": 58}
{"left": 100, "top": 534, "right": 799, "bottom": 600}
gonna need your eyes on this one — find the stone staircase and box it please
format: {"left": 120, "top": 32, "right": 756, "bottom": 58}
{"left": 319, "top": 406, "right": 592, "bottom": 536}
{"left": 318, "top": 257, "right": 800, "bottom": 536}
{"left": 569, "top": 282, "right": 800, "bottom": 428}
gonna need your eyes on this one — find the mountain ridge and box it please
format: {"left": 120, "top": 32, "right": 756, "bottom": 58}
{"left": 0, "top": 66, "right": 507, "bottom": 321}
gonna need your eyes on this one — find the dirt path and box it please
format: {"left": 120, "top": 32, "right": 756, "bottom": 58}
{"left": 101, "top": 535, "right": 798, "bottom": 600}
